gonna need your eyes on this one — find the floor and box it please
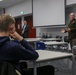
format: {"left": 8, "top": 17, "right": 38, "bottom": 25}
{"left": 53, "top": 59, "right": 73, "bottom": 75}
{"left": 27, "top": 58, "right": 75, "bottom": 75}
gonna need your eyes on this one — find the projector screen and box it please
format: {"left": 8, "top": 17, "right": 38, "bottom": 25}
{"left": 33, "top": 0, "right": 65, "bottom": 27}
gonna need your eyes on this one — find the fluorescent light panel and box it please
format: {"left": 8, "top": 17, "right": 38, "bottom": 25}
{"left": 0, "top": 0, "right": 3, "bottom": 1}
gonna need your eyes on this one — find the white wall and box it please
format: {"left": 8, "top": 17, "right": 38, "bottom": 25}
{"left": 5, "top": 0, "right": 32, "bottom": 17}
{"left": 36, "top": 27, "right": 68, "bottom": 40}
{"left": 66, "top": 0, "right": 76, "bottom": 5}
{"left": 5, "top": 0, "right": 69, "bottom": 40}
{"left": 36, "top": 5, "right": 76, "bottom": 39}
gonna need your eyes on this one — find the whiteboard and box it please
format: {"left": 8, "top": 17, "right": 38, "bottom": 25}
{"left": 33, "top": 0, "right": 65, "bottom": 27}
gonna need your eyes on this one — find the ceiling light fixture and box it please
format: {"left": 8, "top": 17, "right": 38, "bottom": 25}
{"left": 0, "top": 0, "right": 3, "bottom": 1}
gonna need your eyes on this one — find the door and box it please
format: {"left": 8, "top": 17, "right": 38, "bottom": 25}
{"left": 15, "top": 17, "right": 22, "bottom": 35}
{"left": 24, "top": 15, "right": 36, "bottom": 38}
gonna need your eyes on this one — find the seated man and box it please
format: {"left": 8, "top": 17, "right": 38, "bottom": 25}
{"left": 0, "top": 14, "right": 54, "bottom": 75}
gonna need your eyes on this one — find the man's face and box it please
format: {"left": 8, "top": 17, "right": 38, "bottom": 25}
{"left": 9, "top": 23, "right": 15, "bottom": 34}
{"left": 24, "top": 21, "right": 27, "bottom": 25}
{"left": 70, "top": 13, "right": 75, "bottom": 20}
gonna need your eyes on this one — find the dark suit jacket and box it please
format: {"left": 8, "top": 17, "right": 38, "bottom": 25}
{"left": 23, "top": 25, "right": 29, "bottom": 38}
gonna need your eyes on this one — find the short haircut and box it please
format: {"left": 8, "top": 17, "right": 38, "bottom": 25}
{"left": 70, "top": 12, "right": 75, "bottom": 16}
{"left": 0, "top": 14, "right": 15, "bottom": 32}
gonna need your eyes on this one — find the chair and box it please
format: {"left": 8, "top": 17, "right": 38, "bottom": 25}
{"left": 0, "top": 61, "right": 20, "bottom": 75}
{"left": 56, "top": 35, "right": 62, "bottom": 42}
{"left": 56, "top": 35, "right": 60, "bottom": 38}
{"left": 72, "top": 46, "right": 76, "bottom": 55}
{"left": 64, "top": 36, "right": 69, "bottom": 43}
{"left": 42, "top": 33, "right": 47, "bottom": 38}
{"left": 60, "top": 36, "right": 69, "bottom": 52}
{"left": 36, "top": 42, "right": 46, "bottom": 50}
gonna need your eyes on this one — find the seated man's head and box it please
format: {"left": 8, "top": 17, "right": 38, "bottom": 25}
{"left": 0, "top": 14, "right": 15, "bottom": 35}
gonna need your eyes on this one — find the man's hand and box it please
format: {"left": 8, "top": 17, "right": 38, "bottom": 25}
{"left": 66, "top": 28, "right": 71, "bottom": 32}
{"left": 10, "top": 32, "right": 23, "bottom": 41}
{"left": 61, "top": 29, "right": 65, "bottom": 33}
{"left": 61, "top": 28, "right": 71, "bottom": 33}
{"left": 22, "top": 31, "right": 24, "bottom": 35}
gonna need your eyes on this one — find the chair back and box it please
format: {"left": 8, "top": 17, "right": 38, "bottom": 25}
{"left": 64, "top": 36, "right": 69, "bottom": 42}
{"left": 0, "top": 61, "right": 19, "bottom": 75}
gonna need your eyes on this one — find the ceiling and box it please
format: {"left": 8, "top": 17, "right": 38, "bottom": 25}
{"left": 0, "top": 0, "right": 25, "bottom": 9}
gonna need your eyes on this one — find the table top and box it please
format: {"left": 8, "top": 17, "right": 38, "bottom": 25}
{"left": 41, "top": 38, "right": 61, "bottom": 41}
{"left": 24, "top": 38, "right": 61, "bottom": 42}
{"left": 36, "top": 50, "right": 72, "bottom": 62}
{"left": 24, "top": 38, "right": 41, "bottom": 42}
{"left": 44, "top": 41, "right": 67, "bottom": 45}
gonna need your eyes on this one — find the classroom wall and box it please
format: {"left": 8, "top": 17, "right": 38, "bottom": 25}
{"left": 36, "top": 27, "right": 68, "bottom": 40}
{"left": 5, "top": 0, "right": 32, "bottom": 17}
{"left": 36, "top": 3, "right": 76, "bottom": 39}
{"left": 5, "top": 0, "right": 76, "bottom": 40}
{"left": 36, "top": 7, "right": 69, "bottom": 39}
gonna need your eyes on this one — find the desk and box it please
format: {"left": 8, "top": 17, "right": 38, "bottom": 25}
{"left": 44, "top": 41, "right": 67, "bottom": 45}
{"left": 33, "top": 50, "right": 74, "bottom": 75}
{"left": 24, "top": 38, "right": 41, "bottom": 49}
{"left": 24, "top": 38, "right": 41, "bottom": 42}
{"left": 44, "top": 41, "right": 68, "bottom": 51}
{"left": 41, "top": 38, "right": 61, "bottom": 41}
